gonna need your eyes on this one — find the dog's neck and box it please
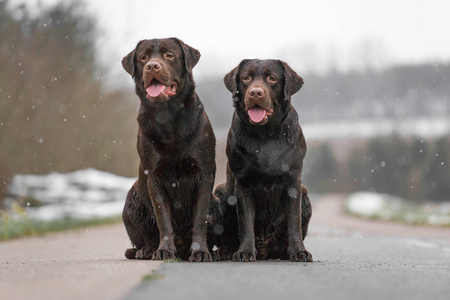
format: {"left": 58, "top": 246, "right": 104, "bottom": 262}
{"left": 137, "top": 92, "right": 203, "bottom": 144}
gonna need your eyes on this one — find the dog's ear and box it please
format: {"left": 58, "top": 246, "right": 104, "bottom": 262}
{"left": 224, "top": 60, "right": 250, "bottom": 97}
{"left": 172, "top": 38, "right": 200, "bottom": 74}
{"left": 122, "top": 41, "right": 142, "bottom": 78}
{"left": 224, "top": 65, "right": 239, "bottom": 94}
{"left": 280, "top": 61, "right": 304, "bottom": 100}
{"left": 121, "top": 49, "right": 135, "bottom": 76}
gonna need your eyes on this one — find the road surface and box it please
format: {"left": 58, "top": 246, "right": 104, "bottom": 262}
{"left": 0, "top": 223, "right": 161, "bottom": 300}
{"left": 1, "top": 195, "right": 449, "bottom": 300}
{"left": 125, "top": 195, "right": 450, "bottom": 300}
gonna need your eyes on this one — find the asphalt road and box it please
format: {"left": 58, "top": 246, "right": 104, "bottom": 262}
{"left": 125, "top": 196, "right": 450, "bottom": 300}
{"left": 2, "top": 195, "right": 449, "bottom": 300}
{"left": 0, "top": 223, "right": 161, "bottom": 300}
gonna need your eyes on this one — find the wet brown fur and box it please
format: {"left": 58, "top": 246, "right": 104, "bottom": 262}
{"left": 121, "top": 38, "right": 216, "bottom": 262}
{"left": 209, "top": 59, "right": 312, "bottom": 262}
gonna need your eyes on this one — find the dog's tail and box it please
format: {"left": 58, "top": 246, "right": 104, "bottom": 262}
{"left": 301, "top": 185, "right": 312, "bottom": 240}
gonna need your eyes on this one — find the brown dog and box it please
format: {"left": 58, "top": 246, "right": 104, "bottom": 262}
{"left": 121, "top": 38, "right": 215, "bottom": 262}
{"left": 210, "top": 59, "right": 312, "bottom": 262}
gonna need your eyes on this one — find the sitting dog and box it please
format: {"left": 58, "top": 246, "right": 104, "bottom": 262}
{"left": 210, "top": 59, "right": 312, "bottom": 262}
{"left": 121, "top": 38, "right": 215, "bottom": 262}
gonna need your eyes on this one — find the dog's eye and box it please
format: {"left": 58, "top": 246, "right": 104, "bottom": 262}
{"left": 140, "top": 55, "right": 148, "bottom": 62}
{"left": 164, "top": 53, "right": 174, "bottom": 59}
{"left": 242, "top": 75, "right": 251, "bottom": 82}
{"left": 267, "top": 75, "right": 277, "bottom": 83}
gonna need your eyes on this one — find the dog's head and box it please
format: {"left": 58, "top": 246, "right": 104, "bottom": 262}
{"left": 122, "top": 38, "right": 200, "bottom": 103}
{"left": 224, "top": 59, "right": 303, "bottom": 125}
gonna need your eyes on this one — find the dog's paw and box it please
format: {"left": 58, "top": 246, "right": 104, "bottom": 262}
{"left": 288, "top": 249, "right": 313, "bottom": 262}
{"left": 232, "top": 250, "right": 257, "bottom": 262}
{"left": 135, "top": 246, "right": 154, "bottom": 260}
{"left": 189, "top": 250, "right": 213, "bottom": 262}
{"left": 152, "top": 249, "right": 176, "bottom": 261}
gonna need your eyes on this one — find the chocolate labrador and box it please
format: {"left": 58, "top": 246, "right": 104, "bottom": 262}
{"left": 210, "top": 59, "right": 312, "bottom": 262}
{"left": 121, "top": 38, "right": 215, "bottom": 262}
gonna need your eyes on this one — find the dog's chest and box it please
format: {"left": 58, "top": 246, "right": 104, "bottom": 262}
{"left": 157, "top": 158, "right": 200, "bottom": 213}
{"left": 155, "top": 156, "right": 200, "bottom": 180}
{"left": 236, "top": 139, "right": 292, "bottom": 176}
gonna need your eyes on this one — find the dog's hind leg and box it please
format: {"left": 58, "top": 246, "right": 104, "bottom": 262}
{"left": 122, "top": 185, "right": 158, "bottom": 259}
{"left": 209, "top": 179, "right": 239, "bottom": 261}
{"left": 301, "top": 185, "right": 312, "bottom": 240}
{"left": 122, "top": 211, "right": 141, "bottom": 259}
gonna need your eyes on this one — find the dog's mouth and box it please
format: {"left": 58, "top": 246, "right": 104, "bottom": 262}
{"left": 247, "top": 105, "right": 273, "bottom": 125}
{"left": 145, "top": 79, "right": 177, "bottom": 99}
{"left": 248, "top": 105, "right": 266, "bottom": 123}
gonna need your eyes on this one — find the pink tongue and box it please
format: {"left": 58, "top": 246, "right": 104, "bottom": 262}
{"left": 146, "top": 82, "right": 166, "bottom": 97}
{"left": 248, "top": 106, "right": 266, "bottom": 123}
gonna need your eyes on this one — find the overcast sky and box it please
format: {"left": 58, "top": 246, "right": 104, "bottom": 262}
{"left": 21, "top": 0, "right": 450, "bottom": 83}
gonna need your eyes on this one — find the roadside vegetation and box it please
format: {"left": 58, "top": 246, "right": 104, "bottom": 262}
{"left": 142, "top": 270, "right": 164, "bottom": 281}
{"left": 0, "top": 202, "right": 121, "bottom": 241}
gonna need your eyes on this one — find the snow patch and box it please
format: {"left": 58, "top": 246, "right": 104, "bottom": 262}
{"left": 346, "top": 192, "right": 386, "bottom": 216}
{"left": 6, "top": 169, "right": 136, "bottom": 221}
{"left": 346, "top": 191, "right": 450, "bottom": 226}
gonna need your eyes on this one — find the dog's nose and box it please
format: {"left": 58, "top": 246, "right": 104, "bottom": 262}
{"left": 146, "top": 61, "right": 161, "bottom": 72}
{"left": 249, "top": 87, "right": 264, "bottom": 100}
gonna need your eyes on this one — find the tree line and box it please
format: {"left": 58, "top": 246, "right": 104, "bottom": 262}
{"left": 0, "top": 0, "right": 139, "bottom": 204}
{"left": 303, "top": 136, "right": 449, "bottom": 202}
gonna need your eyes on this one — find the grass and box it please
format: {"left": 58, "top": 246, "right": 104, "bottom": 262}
{"left": 0, "top": 202, "right": 122, "bottom": 241}
{"left": 142, "top": 269, "right": 164, "bottom": 281}
{"left": 164, "top": 258, "right": 182, "bottom": 263}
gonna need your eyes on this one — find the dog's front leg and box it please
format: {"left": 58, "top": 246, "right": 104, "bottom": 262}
{"left": 189, "top": 174, "right": 214, "bottom": 262}
{"left": 232, "top": 184, "right": 257, "bottom": 262}
{"left": 148, "top": 179, "right": 177, "bottom": 260}
{"left": 284, "top": 181, "right": 313, "bottom": 262}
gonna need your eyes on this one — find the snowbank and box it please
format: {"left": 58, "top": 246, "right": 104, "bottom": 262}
{"left": 6, "top": 169, "right": 136, "bottom": 221}
{"left": 346, "top": 192, "right": 450, "bottom": 226}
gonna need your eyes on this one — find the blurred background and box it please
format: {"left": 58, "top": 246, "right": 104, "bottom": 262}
{"left": 1, "top": 0, "right": 449, "bottom": 236}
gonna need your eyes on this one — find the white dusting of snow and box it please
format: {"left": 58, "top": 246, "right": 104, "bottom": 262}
{"left": 346, "top": 192, "right": 388, "bottom": 216}
{"left": 346, "top": 192, "right": 450, "bottom": 226}
{"left": 7, "top": 169, "right": 136, "bottom": 221}
{"left": 346, "top": 192, "right": 398, "bottom": 217}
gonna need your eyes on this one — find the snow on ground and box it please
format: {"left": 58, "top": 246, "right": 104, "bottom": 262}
{"left": 346, "top": 192, "right": 450, "bottom": 226}
{"left": 5, "top": 169, "right": 450, "bottom": 226}
{"left": 6, "top": 169, "right": 136, "bottom": 221}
